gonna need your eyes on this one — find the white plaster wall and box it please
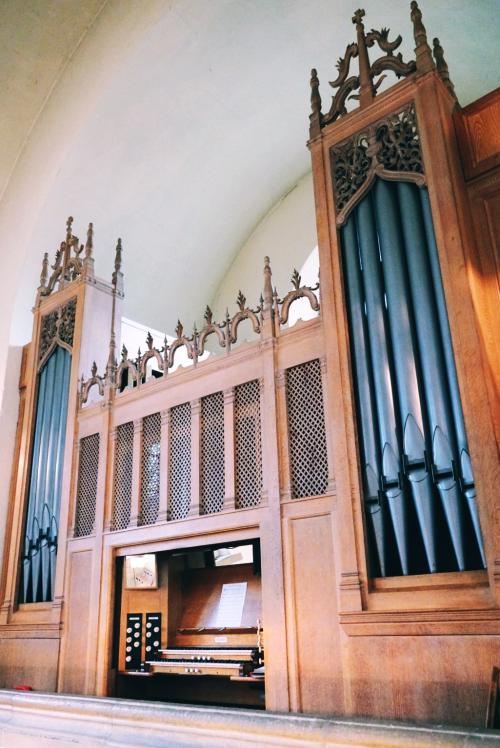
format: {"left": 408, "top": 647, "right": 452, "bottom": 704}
{"left": 210, "top": 171, "right": 317, "bottom": 320}
{"left": 0, "top": 0, "right": 169, "bottom": 575}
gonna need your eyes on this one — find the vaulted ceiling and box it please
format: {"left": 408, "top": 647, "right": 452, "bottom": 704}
{"left": 1, "top": 0, "right": 498, "bottom": 342}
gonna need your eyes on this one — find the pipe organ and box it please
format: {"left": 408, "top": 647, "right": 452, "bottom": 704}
{"left": 1, "top": 1, "right": 499, "bottom": 728}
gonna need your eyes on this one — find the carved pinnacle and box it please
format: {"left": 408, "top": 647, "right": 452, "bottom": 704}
{"left": 309, "top": 68, "right": 323, "bottom": 137}
{"left": 263, "top": 256, "right": 273, "bottom": 311}
{"left": 85, "top": 223, "right": 93, "bottom": 259}
{"left": 66, "top": 216, "right": 74, "bottom": 243}
{"left": 433, "top": 38, "right": 457, "bottom": 101}
{"left": 39, "top": 252, "right": 49, "bottom": 287}
{"left": 411, "top": 1, "right": 434, "bottom": 74}
{"left": 146, "top": 331, "right": 153, "bottom": 350}
{"left": 352, "top": 9, "right": 373, "bottom": 108}
{"left": 114, "top": 238, "right": 122, "bottom": 273}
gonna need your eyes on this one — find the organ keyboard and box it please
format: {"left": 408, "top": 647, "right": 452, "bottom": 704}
{"left": 146, "top": 647, "right": 259, "bottom": 678}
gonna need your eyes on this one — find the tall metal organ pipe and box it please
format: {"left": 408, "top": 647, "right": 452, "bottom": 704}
{"left": 20, "top": 346, "right": 71, "bottom": 603}
{"left": 419, "top": 189, "right": 486, "bottom": 567}
{"left": 397, "top": 182, "right": 469, "bottom": 570}
{"left": 355, "top": 194, "right": 410, "bottom": 575}
{"left": 342, "top": 215, "right": 388, "bottom": 576}
{"left": 372, "top": 179, "right": 438, "bottom": 573}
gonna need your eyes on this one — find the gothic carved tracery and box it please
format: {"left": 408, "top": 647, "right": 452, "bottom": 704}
{"left": 330, "top": 103, "right": 426, "bottom": 225}
{"left": 39, "top": 298, "right": 76, "bottom": 368}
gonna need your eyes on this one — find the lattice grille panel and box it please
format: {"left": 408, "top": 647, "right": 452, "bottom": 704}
{"left": 200, "top": 391, "right": 225, "bottom": 515}
{"left": 234, "top": 380, "right": 262, "bottom": 508}
{"left": 286, "top": 359, "right": 328, "bottom": 498}
{"left": 111, "top": 421, "right": 133, "bottom": 530}
{"left": 168, "top": 402, "right": 191, "bottom": 520}
{"left": 139, "top": 412, "right": 161, "bottom": 525}
{"left": 74, "top": 433, "right": 99, "bottom": 537}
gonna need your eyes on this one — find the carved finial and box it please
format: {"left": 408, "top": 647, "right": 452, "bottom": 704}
{"left": 291, "top": 268, "right": 301, "bottom": 290}
{"left": 433, "top": 38, "right": 457, "bottom": 102}
{"left": 204, "top": 305, "right": 213, "bottom": 324}
{"left": 352, "top": 9, "right": 374, "bottom": 108}
{"left": 146, "top": 331, "right": 153, "bottom": 350}
{"left": 91, "top": 361, "right": 97, "bottom": 378}
{"left": 309, "top": 68, "right": 323, "bottom": 138}
{"left": 115, "top": 238, "right": 122, "bottom": 272}
{"left": 262, "top": 256, "right": 273, "bottom": 312}
{"left": 66, "top": 216, "right": 74, "bottom": 243}
{"left": 85, "top": 223, "right": 93, "bottom": 259}
{"left": 39, "top": 252, "right": 49, "bottom": 288}
{"left": 121, "top": 344, "right": 128, "bottom": 361}
{"left": 236, "top": 290, "right": 246, "bottom": 311}
{"left": 175, "top": 320, "right": 183, "bottom": 338}
{"left": 352, "top": 8, "right": 365, "bottom": 26}
{"left": 163, "top": 335, "right": 168, "bottom": 351}
{"left": 411, "top": 1, "right": 434, "bottom": 74}
{"left": 111, "top": 237, "right": 122, "bottom": 288}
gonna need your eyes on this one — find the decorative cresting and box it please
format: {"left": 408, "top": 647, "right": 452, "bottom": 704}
{"left": 330, "top": 102, "right": 425, "bottom": 226}
{"left": 309, "top": 2, "right": 456, "bottom": 138}
{"left": 74, "top": 434, "right": 100, "bottom": 538}
{"left": 39, "top": 298, "right": 76, "bottom": 368}
{"left": 37, "top": 217, "right": 95, "bottom": 300}
{"left": 80, "top": 256, "right": 321, "bottom": 404}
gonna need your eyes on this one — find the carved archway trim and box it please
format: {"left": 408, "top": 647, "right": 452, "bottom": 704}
{"left": 330, "top": 102, "right": 426, "bottom": 227}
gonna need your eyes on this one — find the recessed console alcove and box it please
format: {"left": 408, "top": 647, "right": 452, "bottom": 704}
{"left": 113, "top": 540, "right": 264, "bottom": 709}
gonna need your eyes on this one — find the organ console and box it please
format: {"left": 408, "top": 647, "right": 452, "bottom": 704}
{"left": 116, "top": 542, "right": 265, "bottom": 707}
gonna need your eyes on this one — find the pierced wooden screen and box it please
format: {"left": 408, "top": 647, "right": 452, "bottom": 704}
{"left": 200, "top": 391, "right": 225, "bottom": 515}
{"left": 234, "top": 379, "right": 262, "bottom": 508}
{"left": 74, "top": 433, "right": 99, "bottom": 537}
{"left": 111, "top": 421, "right": 133, "bottom": 531}
{"left": 286, "top": 359, "right": 328, "bottom": 499}
{"left": 139, "top": 412, "right": 161, "bottom": 526}
{"left": 168, "top": 402, "right": 191, "bottom": 520}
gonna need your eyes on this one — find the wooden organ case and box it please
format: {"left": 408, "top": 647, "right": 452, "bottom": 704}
{"left": 0, "top": 1, "right": 499, "bottom": 728}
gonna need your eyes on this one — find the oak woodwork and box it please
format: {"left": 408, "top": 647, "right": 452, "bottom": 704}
{"left": 1, "top": 4, "right": 499, "bottom": 729}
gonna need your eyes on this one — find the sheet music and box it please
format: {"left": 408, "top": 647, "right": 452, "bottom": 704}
{"left": 214, "top": 582, "right": 247, "bottom": 627}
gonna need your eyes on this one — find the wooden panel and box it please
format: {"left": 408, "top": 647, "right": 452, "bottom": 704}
{"left": 346, "top": 634, "right": 500, "bottom": 726}
{"left": 118, "top": 555, "right": 167, "bottom": 672}
{"left": 285, "top": 512, "right": 343, "bottom": 713}
{"left": 62, "top": 550, "right": 92, "bottom": 693}
{"left": 0, "top": 637, "right": 58, "bottom": 690}
{"left": 466, "top": 167, "right": 500, "bottom": 450}
{"left": 177, "top": 563, "right": 261, "bottom": 631}
{"left": 455, "top": 88, "right": 500, "bottom": 179}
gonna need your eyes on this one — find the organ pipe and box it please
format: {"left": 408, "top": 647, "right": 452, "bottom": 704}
{"left": 20, "top": 346, "right": 71, "bottom": 603}
{"left": 419, "top": 190, "right": 486, "bottom": 568}
{"left": 354, "top": 195, "right": 410, "bottom": 575}
{"left": 342, "top": 215, "right": 388, "bottom": 576}
{"left": 341, "top": 177, "right": 485, "bottom": 576}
